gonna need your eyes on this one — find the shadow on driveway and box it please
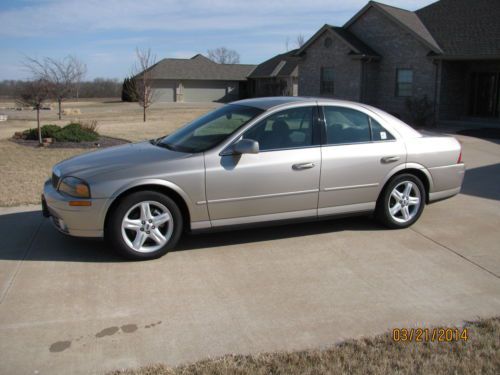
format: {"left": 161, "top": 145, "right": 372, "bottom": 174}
{"left": 0, "top": 210, "right": 382, "bottom": 262}
{"left": 461, "top": 163, "right": 500, "bottom": 201}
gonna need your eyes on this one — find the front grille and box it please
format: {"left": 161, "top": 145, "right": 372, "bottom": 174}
{"left": 52, "top": 172, "right": 60, "bottom": 189}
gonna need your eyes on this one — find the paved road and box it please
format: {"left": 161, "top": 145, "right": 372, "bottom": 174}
{"left": 0, "top": 135, "right": 499, "bottom": 375}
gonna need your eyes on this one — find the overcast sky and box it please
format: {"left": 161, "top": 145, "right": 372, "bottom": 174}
{"left": 0, "top": 0, "right": 436, "bottom": 80}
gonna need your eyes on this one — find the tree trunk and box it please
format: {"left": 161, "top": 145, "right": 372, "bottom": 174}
{"left": 37, "top": 108, "right": 42, "bottom": 145}
{"left": 58, "top": 99, "right": 62, "bottom": 120}
{"left": 143, "top": 105, "right": 146, "bottom": 122}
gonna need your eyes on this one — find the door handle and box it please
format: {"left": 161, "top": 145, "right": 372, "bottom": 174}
{"left": 381, "top": 156, "right": 400, "bottom": 164}
{"left": 292, "top": 162, "right": 315, "bottom": 170}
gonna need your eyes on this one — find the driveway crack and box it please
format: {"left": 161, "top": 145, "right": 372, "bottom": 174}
{"left": 410, "top": 227, "right": 499, "bottom": 280}
{"left": 0, "top": 218, "right": 44, "bottom": 305}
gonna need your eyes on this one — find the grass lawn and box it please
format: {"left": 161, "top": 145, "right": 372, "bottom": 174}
{"left": 0, "top": 99, "right": 217, "bottom": 206}
{"left": 109, "top": 317, "right": 499, "bottom": 375}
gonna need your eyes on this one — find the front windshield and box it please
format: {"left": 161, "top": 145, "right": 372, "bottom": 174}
{"left": 158, "top": 104, "right": 263, "bottom": 153}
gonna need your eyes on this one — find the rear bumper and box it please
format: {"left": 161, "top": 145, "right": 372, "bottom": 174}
{"left": 42, "top": 179, "right": 107, "bottom": 238}
{"left": 428, "top": 163, "right": 465, "bottom": 202}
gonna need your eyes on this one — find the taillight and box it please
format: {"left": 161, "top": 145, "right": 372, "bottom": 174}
{"left": 457, "top": 150, "right": 463, "bottom": 164}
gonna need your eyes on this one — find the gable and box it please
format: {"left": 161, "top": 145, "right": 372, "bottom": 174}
{"left": 296, "top": 24, "right": 379, "bottom": 59}
{"left": 345, "top": 1, "right": 442, "bottom": 54}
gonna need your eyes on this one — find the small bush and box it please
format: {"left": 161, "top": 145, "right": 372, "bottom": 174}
{"left": 23, "top": 124, "right": 61, "bottom": 140}
{"left": 80, "top": 120, "right": 99, "bottom": 133}
{"left": 54, "top": 123, "right": 99, "bottom": 142}
{"left": 405, "top": 95, "right": 435, "bottom": 128}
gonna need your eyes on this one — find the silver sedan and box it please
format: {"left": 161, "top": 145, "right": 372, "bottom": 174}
{"left": 42, "top": 97, "right": 465, "bottom": 259}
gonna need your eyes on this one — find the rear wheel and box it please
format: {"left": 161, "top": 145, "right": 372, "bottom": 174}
{"left": 106, "top": 191, "right": 183, "bottom": 260}
{"left": 376, "top": 174, "right": 425, "bottom": 229}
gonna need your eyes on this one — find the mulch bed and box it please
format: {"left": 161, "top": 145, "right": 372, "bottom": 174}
{"left": 457, "top": 127, "right": 500, "bottom": 140}
{"left": 10, "top": 135, "right": 130, "bottom": 149}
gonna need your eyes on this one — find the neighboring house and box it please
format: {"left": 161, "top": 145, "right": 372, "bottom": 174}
{"left": 247, "top": 50, "right": 300, "bottom": 97}
{"left": 145, "top": 54, "right": 256, "bottom": 103}
{"left": 258, "top": 0, "right": 500, "bottom": 124}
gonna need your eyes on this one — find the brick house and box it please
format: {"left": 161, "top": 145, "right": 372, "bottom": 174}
{"left": 251, "top": 0, "right": 500, "bottom": 124}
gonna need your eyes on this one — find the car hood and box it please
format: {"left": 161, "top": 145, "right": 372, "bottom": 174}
{"left": 54, "top": 141, "right": 189, "bottom": 180}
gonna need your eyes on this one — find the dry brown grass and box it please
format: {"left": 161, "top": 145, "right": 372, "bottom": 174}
{"left": 0, "top": 99, "right": 217, "bottom": 206}
{"left": 109, "top": 317, "right": 500, "bottom": 375}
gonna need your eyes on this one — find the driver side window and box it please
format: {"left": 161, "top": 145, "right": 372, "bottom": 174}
{"left": 243, "top": 107, "right": 315, "bottom": 151}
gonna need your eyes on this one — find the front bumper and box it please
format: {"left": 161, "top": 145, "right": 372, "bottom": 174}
{"left": 42, "top": 179, "right": 108, "bottom": 238}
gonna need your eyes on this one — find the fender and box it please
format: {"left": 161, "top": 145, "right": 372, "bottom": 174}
{"left": 99, "top": 178, "right": 196, "bottom": 227}
{"left": 377, "top": 162, "right": 435, "bottom": 196}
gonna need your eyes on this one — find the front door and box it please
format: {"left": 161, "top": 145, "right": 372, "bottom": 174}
{"left": 204, "top": 106, "right": 321, "bottom": 226}
{"left": 469, "top": 72, "right": 500, "bottom": 118}
{"left": 318, "top": 105, "right": 406, "bottom": 215}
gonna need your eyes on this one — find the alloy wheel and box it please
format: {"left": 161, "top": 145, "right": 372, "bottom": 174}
{"left": 388, "top": 181, "right": 421, "bottom": 224}
{"left": 121, "top": 201, "right": 174, "bottom": 253}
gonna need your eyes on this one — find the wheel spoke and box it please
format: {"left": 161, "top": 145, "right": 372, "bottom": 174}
{"left": 408, "top": 196, "right": 420, "bottom": 206}
{"left": 401, "top": 206, "right": 410, "bottom": 220}
{"left": 403, "top": 182, "right": 413, "bottom": 197}
{"left": 132, "top": 231, "right": 148, "bottom": 250}
{"left": 390, "top": 203, "right": 402, "bottom": 216}
{"left": 140, "top": 202, "right": 152, "bottom": 220}
{"left": 149, "top": 228, "right": 166, "bottom": 245}
{"left": 391, "top": 189, "right": 403, "bottom": 201}
{"left": 123, "top": 218, "right": 142, "bottom": 231}
{"left": 153, "top": 212, "right": 171, "bottom": 226}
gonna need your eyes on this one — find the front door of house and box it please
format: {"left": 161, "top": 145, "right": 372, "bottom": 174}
{"left": 469, "top": 72, "right": 500, "bottom": 118}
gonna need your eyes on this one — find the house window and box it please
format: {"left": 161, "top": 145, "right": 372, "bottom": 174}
{"left": 321, "top": 67, "right": 335, "bottom": 96}
{"left": 396, "top": 69, "right": 413, "bottom": 97}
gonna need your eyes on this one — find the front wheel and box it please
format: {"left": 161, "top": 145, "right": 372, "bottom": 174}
{"left": 376, "top": 174, "right": 425, "bottom": 229}
{"left": 105, "top": 191, "right": 183, "bottom": 260}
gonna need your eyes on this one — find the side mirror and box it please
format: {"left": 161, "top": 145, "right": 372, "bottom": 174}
{"left": 232, "top": 138, "right": 259, "bottom": 155}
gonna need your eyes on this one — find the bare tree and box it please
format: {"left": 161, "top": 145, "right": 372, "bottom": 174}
{"left": 16, "top": 79, "right": 51, "bottom": 144}
{"left": 207, "top": 47, "right": 240, "bottom": 64}
{"left": 296, "top": 34, "right": 306, "bottom": 48}
{"left": 24, "top": 55, "right": 86, "bottom": 119}
{"left": 132, "top": 48, "right": 157, "bottom": 122}
{"left": 72, "top": 57, "right": 88, "bottom": 101}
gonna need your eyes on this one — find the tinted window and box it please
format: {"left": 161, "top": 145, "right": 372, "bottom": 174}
{"left": 396, "top": 69, "right": 413, "bottom": 97}
{"left": 159, "top": 104, "right": 263, "bottom": 153}
{"left": 320, "top": 67, "right": 334, "bottom": 95}
{"left": 243, "top": 107, "right": 314, "bottom": 151}
{"left": 323, "top": 107, "right": 371, "bottom": 144}
{"left": 370, "top": 118, "right": 395, "bottom": 141}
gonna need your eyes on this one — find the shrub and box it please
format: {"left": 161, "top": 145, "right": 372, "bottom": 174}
{"left": 80, "top": 119, "right": 99, "bottom": 133}
{"left": 122, "top": 77, "right": 138, "bottom": 102}
{"left": 54, "top": 123, "right": 99, "bottom": 142}
{"left": 405, "top": 95, "right": 435, "bottom": 128}
{"left": 23, "top": 124, "right": 61, "bottom": 140}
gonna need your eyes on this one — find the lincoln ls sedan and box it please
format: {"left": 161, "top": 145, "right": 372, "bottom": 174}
{"left": 42, "top": 97, "right": 465, "bottom": 260}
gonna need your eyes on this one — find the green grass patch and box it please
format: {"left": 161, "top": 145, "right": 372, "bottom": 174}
{"left": 22, "top": 122, "right": 99, "bottom": 143}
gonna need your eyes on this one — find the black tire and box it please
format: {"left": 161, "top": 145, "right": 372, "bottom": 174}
{"left": 375, "top": 173, "right": 426, "bottom": 229}
{"left": 105, "top": 190, "right": 183, "bottom": 260}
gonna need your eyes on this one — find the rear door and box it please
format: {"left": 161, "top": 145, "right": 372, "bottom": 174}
{"left": 318, "top": 105, "right": 406, "bottom": 216}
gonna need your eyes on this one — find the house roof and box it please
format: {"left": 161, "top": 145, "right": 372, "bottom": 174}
{"left": 296, "top": 24, "right": 380, "bottom": 58}
{"left": 247, "top": 49, "right": 300, "bottom": 79}
{"left": 417, "top": 0, "right": 500, "bottom": 59}
{"left": 344, "top": 1, "right": 442, "bottom": 54}
{"left": 145, "top": 54, "right": 256, "bottom": 81}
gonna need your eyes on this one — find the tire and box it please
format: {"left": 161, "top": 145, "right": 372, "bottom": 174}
{"left": 105, "top": 191, "right": 183, "bottom": 260}
{"left": 376, "top": 173, "right": 425, "bottom": 229}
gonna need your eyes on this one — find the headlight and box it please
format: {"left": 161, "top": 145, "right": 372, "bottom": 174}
{"left": 58, "top": 177, "right": 91, "bottom": 198}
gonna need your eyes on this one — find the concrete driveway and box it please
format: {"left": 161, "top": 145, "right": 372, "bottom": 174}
{"left": 0, "top": 134, "right": 499, "bottom": 375}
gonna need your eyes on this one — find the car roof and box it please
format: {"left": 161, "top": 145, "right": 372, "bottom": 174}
{"left": 233, "top": 96, "right": 364, "bottom": 110}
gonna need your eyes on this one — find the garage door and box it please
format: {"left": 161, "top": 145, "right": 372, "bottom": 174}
{"left": 184, "top": 81, "right": 234, "bottom": 102}
{"left": 152, "top": 80, "right": 175, "bottom": 102}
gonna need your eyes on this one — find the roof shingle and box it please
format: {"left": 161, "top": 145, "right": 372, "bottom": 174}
{"left": 417, "top": 0, "right": 500, "bottom": 58}
{"left": 147, "top": 54, "right": 256, "bottom": 81}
